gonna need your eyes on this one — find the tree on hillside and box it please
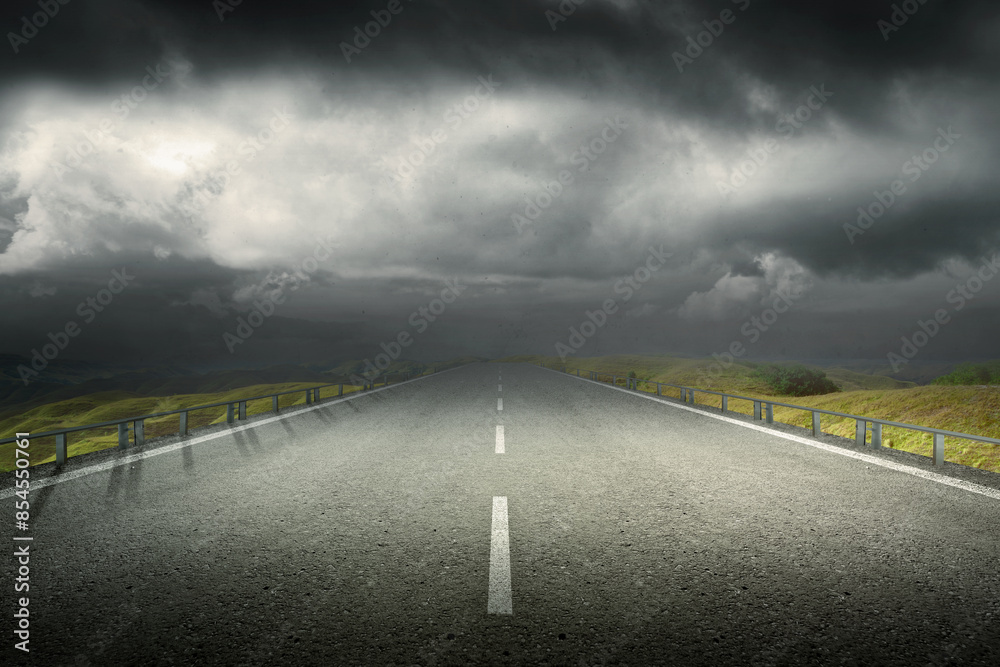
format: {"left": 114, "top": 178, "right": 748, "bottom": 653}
{"left": 932, "top": 361, "right": 1000, "bottom": 386}
{"left": 752, "top": 364, "right": 841, "bottom": 397}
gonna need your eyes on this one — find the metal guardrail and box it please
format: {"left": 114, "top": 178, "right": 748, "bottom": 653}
{"left": 545, "top": 364, "right": 1000, "bottom": 467}
{"left": 1, "top": 367, "right": 443, "bottom": 466}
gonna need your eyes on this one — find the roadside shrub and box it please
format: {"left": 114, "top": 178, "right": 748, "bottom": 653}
{"left": 932, "top": 361, "right": 1000, "bottom": 386}
{"left": 752, "top": 363, "right": 841, "bottom": 396}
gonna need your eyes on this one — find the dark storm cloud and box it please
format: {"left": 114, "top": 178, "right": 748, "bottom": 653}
{"left": 1, "top": 0, "right": 998, "bottom": 369}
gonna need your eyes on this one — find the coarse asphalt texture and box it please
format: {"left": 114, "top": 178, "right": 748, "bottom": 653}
{"left": 4, "top": 362, "right": 1000, "bottom": 666}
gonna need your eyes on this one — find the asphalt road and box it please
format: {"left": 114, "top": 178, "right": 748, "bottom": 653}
{"left": 4, "top": 362, "right": 1000, "bottom": 666}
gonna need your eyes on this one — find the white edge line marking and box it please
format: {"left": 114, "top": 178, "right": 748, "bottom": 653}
{"left": 0, "top": 365, "right": 467, "bottom": 500}
{"left": 497, "top": 397, "right": 503, "bottom": 411}
{"left": 538, "top": 366, "right": 1000, "bottom": 502}
{"left": 488, "top": 496, "right": 512, "bottom": 615}
{"left": 496, "top": 425, "right": 505, "bottom": 454}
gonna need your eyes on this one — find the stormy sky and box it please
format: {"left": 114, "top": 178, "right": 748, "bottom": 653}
{"left": 1, "top": 0, "right": 998, "bottom": 376}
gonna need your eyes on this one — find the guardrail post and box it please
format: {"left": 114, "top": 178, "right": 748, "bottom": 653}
{"left": 306, "top": 389, "right": 313, "bottom": 405}
{"left": 239, "top": 401, "right": 247, "bottom": 420}
{"left": 55, "top": 433, "right": 67, "bottom": 466}
{"left": 812, "top": 411, "right": 821, "bottom": 437}
{"left": 273, "top": 396, "right": 279, "bottom": 413}
{"left": 933, "top": 433, "right": 944, "bottom": 466}
{"left": 227, "top": 403, "right": 234, "bottom": 424}
{"left": 577, "top": 369, "right": 580, "bottom": 377}
{"left": 680, "top": 388, "right": 686, "bottom": 402}
{"left": 688, "top": 390, "right": 695, "bottom": 405}
{"left": 179, "top": 411, "right": 188, "bottom": 437}
{"left": 656, "top": 383, "right": 661, "bottom": 396}
{"left": 134, "top": 420, "right": 144, "bottom": 446}
{"left": 315, "top": 388, "right": 321, "bottom": 401}
{"left": 339, "top": 383, "right": 344, "bottom": 396}
{"left": 871, "top": 422, "right": 882, "bottom": 449}
{"left": 118, "top": 423, "right": 129, "bottom": 448}
{"left": 855, "top": 419, "right": 866, "bottom": 446}
{"left": 753, "top": 401, "right": 761, "bottom": 420}
{"left": 721, "top": 396, "right": 728, "bottom": 413}
{"left": 613, "top": 375, "right": 618, "bottom": 387}
{"left": 765, "top": 403, "right": 773, "bottom": 424}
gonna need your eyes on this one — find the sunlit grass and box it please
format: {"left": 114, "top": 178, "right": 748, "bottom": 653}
{"left": 0, "top": 382, "right": 363, "bottom": 472}
{"left": 504, "top": 354, "right": 1000, "bottom": 473}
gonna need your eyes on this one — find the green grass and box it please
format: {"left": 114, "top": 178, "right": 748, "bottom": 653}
{"left": 1, "top": 381, "right": 363, "bottom": 472}
{"left": 0, "top": 359, "right": 473, "bottom": 472}
{"left": 501, "top": 354, "right": 1000, "bottom": 473}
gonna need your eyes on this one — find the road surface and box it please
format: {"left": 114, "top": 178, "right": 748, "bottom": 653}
{"left": 4, "top": 362, "right": 1000, "bottom": 665}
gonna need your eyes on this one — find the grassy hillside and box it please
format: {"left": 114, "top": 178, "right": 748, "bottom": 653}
{"left": 496, "top": 353, "right": 767, "bottom": 392}
{"left": 823, "top": 367, "right": 916, "bottom": 391}
{"left": 932, "top": 360, "right": 1000, "bottom": 386}
{"left": 0, "top": 365, "right": 340, "bottom": 423}
{"left": 0, "top": 357, "right": 477, "bottom": 472}
{"left": 0, "top": 380, "right": 363, "bottom": 472}
{"left": 500, "top": 355, "right": 999, "bottom": 473}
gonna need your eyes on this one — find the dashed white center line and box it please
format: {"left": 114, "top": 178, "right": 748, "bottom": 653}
{"left": 495, "top": 425, "right": 505, "bottom": 454}
{"left": 497, "top": 397, "right": 503, "bottom": 411}
{"left": 488, "top": 496, "right": 512, "bottom": 615}
{"left": 498, "top": 384, "right": 502, "bottom": 392}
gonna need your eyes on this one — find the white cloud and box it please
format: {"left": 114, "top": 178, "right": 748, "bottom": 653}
{"left": 677, "top": 272, "right": 761, "bottom": 321}
{"left": 677, "top": 252, "right": 812, "bottom": 321}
